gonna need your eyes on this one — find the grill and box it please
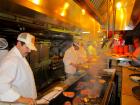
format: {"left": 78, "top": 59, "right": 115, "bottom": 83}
{"left": 49, "top": 73, "right": 113, "bottom": 105}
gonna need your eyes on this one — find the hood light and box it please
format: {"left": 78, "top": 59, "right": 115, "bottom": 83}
{"left": 116, "top": 2, "right": 122, "bottom": 9}
{"left": 82, "top": 32, "right": 90, "bottom": 34}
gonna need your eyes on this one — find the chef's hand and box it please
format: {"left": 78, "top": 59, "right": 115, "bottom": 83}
{"left": 24, "top": 98, "right": 36, "bottom": 105}
{"left": 16, "top": 96, "right": 36, "bottom": 105}
{"left": 70, "top": 63, "right": 78, "bottom": 68}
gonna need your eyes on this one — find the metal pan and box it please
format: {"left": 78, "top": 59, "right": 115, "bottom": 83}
{"left": 129, "top": 74, "right": 140, "bottom": 83}
{"left": 132, "top": 86, "right": 140, "bottom": 100}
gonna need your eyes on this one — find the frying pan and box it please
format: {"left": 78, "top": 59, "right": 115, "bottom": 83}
{"left": 129, "top": 74, "right": 140, "bottom": 83}
{"left": 132, "top": 86, "right": 140, "bottom": 100}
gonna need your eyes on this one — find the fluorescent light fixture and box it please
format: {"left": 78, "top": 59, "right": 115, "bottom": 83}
{"left": 82, "top": 31, "right": 90, "bottom": 34}
{"left": 60, "top": 2, "right": 69, "bottom": 17}
{"left": 125, "top": 25, "right": 134, "bottom": 30}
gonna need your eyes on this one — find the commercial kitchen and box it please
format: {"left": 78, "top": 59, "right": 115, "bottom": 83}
{"left": 0, "top": 0, "right": 140, "bottom": 105}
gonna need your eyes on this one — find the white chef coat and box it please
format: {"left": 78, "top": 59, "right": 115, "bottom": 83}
{"left": 0, "top": 50, "right": 8, "bottom": 62}
{"left": 63, "top": 45, "right": 79, "bottom": 75}
{"left": 77, "top": 46, "right": 87, "bottom": 64}
{"left": 0, "top": 46, "right": 37, "bottom": 104}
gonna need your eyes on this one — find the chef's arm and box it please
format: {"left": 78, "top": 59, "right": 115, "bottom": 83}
{"left": 70, "top": 63, "right": 78, "bottom": 68}
{"left": 0, "top": 88, "right": 36, "bottom": 105}
{"left": 16, "top": 96, "right": 36, "bottom": 105}
{"left": 0, "top": 61, "right": 36, "bottom": 105}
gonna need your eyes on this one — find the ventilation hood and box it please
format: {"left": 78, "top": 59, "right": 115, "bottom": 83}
{"left": 74, "top": 0, "right": 139, "bottom": 31}
{"left": 0, "top": 0, "right": 83, "bottom": 35}
{"left": 1, "top": 0, "right": 139, "bottom": 39}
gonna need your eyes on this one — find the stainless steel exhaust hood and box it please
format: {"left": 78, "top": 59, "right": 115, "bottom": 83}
{"left": 74, "top": 0, "right": 138, "bottom": 31}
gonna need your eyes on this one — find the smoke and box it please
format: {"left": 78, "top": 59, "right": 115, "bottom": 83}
{"left": 75, "top": 46, "right": 108, "bottom": 99}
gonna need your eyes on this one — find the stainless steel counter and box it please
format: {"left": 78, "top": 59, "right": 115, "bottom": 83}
{"left": 121, "top": 67, "right": 140, "bottom": 105}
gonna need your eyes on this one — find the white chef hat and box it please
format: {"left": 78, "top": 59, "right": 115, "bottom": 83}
{"left": 17, "top": 32, "right": 37, "bottom": 51}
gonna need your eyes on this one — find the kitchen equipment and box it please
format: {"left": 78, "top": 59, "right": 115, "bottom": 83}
{"left": 132, "top": 86, "right": 140, "bottom": 100}
{"left": 129, "top": 74, "right": 140, "bottom": 83}
{"left": 0, "top": 38, "right": 8, "bottom": 49}
{"left": 37, "top": 86, "right": 63, "bottom": 104}
{"left": 49, "top": 73, "right": 114, "bottom": 105}
{"left": 0, "top": 38, "right": 8, "bottom": 61}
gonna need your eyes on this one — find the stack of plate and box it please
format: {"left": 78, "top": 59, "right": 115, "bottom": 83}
{"left": 129, "top": 74, "right": 140, "bottom": 83}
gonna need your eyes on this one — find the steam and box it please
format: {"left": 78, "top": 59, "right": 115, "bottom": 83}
{"left": 75, "top": 44, "right": 108, "bottom": 99}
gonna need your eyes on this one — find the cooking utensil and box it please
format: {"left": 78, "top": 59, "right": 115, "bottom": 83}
{"left": 132, "top": 86, "right": 140, "bottom": 100}
{"left": 129, "top": 74, "right": 140, "bottom": 83}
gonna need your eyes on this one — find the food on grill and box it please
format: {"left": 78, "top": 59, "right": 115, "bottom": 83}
{"left": 89, "top": 79, "right": 96, "bottom": 83}
{"left": 78, "top": 82, "right": 87, "bottom": 86}
{"left": 80, "top": 89, "right": 90, "bottom": 96}
{"left": 95, "top": 76, "right": 102, "bottom": 79}
{"left": 92, "top": 91, "right": 100, "bottom": 98}
{"left": 98, "top": 79, "right": 106, "bottom": 84}
{"left": 73, "top": 96, "right": 83, "bottom": 105}
{"left": 83, "top": 97, "right": 89, "bottom": 103}
{"left": 63, "top": 92, "right": 75, "bottom": 98}
{"left": 76, "top": 82, "right": 87, "bottom": 90}
{"left": 64, "top": 101, "right": 72, "bottom": 105}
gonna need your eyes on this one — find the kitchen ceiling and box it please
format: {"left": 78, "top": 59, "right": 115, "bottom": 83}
{"left": 74, "top": 0, "right": 138, "bottom": 30}
{"left": 114, "top": 0, "right": 136, "bottom": 30}
{"left": 25, "top": 0, "right": 139, "bottom": 31}
{"left": 12, "top": 0, "right": 100, "bottom": 35}
{"left": 131, "top": 0, "right": 140, "bottom": 26}
{"left": 0, "top": 0, "right": 139, "bottom": 36}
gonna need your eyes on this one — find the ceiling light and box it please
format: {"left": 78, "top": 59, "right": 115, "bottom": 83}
{"left": 64, "top": 2, "right": 69, "bottom": 9}
{"left": 82, "top": 32, "right": 90, "bottom": 34}
{"left": 82, "top": 9, "right": 85, "bottom": 15}
{"left": 116, "top": 2, "right": 122, "bottom": 9}
{"left": 60, "top": 2, "right": 69, "bottom": 17}
{"left": 60, "top": 11, "right": 65, "bottom": 17}
{"left": 29, "top": 0, "right": 40, "bottom": 5}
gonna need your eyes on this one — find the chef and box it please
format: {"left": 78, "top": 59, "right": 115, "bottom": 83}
{"left": 63, "top": 42, "right": 80, "bottom": 78}
{"left": 130, "top": 35, "right": 140, "bottom": 67}
{"left": 0, "top": 33, "right": 37, "bottom": 105}
{"left": 77, "top": 42, "right": 87, "bottom": 64}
